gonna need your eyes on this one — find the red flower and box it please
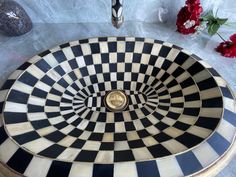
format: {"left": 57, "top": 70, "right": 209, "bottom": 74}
{"left": 186, "top": 0, "right": 201, "bottom": 6}
{"left": 176, "top": 0, "right": 203, "bottom": 35}
{"left": 215, "top": 33, "right": 236, "bottom": 58}
{"left": 176, "top": 6, "right": 201, "bottom": 34}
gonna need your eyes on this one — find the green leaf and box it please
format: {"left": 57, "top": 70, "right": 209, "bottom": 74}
{"left": 208, "top": 23, "right": 221, "bottom": 35}
{"left": 202, "top": 10, "right": 215, "bottom": 21}
{"left": 217, "top": 18, "right": 228, "bottom": 25}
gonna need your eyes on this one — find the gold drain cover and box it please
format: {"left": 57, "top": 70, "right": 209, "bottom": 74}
{"left": 104, "top": 90, "right": 128, "bottom": 111}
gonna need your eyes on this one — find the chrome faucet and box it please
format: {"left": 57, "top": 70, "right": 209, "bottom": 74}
{"left": 112, "top": 0, "right": 124, "bottom": 29}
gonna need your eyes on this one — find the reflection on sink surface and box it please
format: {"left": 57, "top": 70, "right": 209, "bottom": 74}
{"left": 1, "top": 37, "right": 236, "bottom": 177}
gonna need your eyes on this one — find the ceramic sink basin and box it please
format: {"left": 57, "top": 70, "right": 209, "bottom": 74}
{"left": 0, "top": 37, "right": 236, "bottom": 177}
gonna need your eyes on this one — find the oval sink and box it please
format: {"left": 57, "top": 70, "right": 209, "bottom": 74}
{"left": 1, "top": 37, "right": 236, "bottom": 177}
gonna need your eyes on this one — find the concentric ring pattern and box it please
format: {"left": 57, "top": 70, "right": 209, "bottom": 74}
{"left": 3, "top": 37, "right": 224, "bottom": 164}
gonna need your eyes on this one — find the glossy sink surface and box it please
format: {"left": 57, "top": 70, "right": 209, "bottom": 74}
{"left": 0, "top": 37, "right": 236, "bottom": 177}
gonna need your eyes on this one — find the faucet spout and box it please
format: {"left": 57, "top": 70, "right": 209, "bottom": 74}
{"left": 112, "top": 0, "right": 124, "bottom": 29}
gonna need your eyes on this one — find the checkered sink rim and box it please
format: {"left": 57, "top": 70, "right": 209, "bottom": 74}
{"left": 0, "top": 37, "right": 235, "bottom": 177}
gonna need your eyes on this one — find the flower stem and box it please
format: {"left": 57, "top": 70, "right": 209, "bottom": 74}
{"left": 217, "top": 32, "right": 226, "bottom": 42}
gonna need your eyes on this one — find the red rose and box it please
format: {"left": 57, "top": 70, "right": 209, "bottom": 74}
{"left": 176, "top": 0, "right": 203, "bottom": 35}
{"left": 176, "top": 6, "right": 201, "bottom": 34}
{"left": 215, "top": 33, "right": 236, "bottom": 58}
{"left": 186, "top": 0, "right": 201, "bottom": 6}
{"left": 187, "top": 4, "right": 203, "bottom": 16}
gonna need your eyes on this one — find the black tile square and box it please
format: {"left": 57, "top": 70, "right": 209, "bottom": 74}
{"left": 142, "top": 43, "right": 153, "bottom": 54}
{"left": 0, "top": 127, "right": 8, "bottom": 145}
{"left": 166, "top": 111, "right": 181, "bottom": 120}
{"left": 93, "top": 164, "right": 114, "bottom": 177}
{"left": 151, "top": 67, "right": 160, "bottom": 76}
{"left": 71, "top": 45, "right": 83, "bottom": 57}
{"left": 137, "top": 129, "right": 150, "bottom": 138}
{"left": 75, "top": 150, "right": 98, "bottom": 162}
{"left": 47, "top": 161, "right": 72, "bottom": 177}
{"left": 170, "top": 90, "right": 183, "bottom": 98}
{"left": 100, "top": 142, "right": 114, "bottom": 150}
{"left": 174, "top": 52, "right": 189, "bottom": 65}
{"left": 105, "top": 123, "right": 115, "bottom": 132}
{"left": 162, "top": 60, "right": 172, "bottom": 71}
{"left": 39, "top": 144, "right": 65, "bottom": 158}
{"left": 153, "top": 132, "right": 172, "bottom": 142}
{"left": 90, "top": 43, "right": 100, "bottom": 53}
{"left": 195, "top": 116, "right": 220, "bottom": 130}
{"left": 94, "top": 64, "right": 103, "bottom": 73}
{"left": 35, "top": 59, "right": 51, "bottom": 73}
{"left": 172, "top": 67, "right": 185, "bottom": 78}
{"left": 152, "top": 112, "right": 164, "bottom": 120}
{"left": 85, "top": 121, "right": 96, "bottom": 131}
{"left": 89, "top": 133, "right": 103, "bottom": 141}
{"left": 141, "top": 118, "right": 152, "bottom": 127}
{"left": 32, "top": 87, "right": 48, "bottom": 98}
{"left": 38, "top": 50, "right": 50, "bottom": 57}
{"left": 108, "top": 42, "right": 117, "bottom": 52}
{"left": 183, "top": 108, "right": 200, "bottom": 116}
{"left": 13, "top": 131, "right": 40, "bottom": 144}
{"left": 202, "top": 97, "right": 223, "bottom": 108}
{"left": 155, "top": 122, "right": 169, "bottom": 131}
{"left": 4, "top": 112, "right": 28, "bottom": 124}
{"left": 184, "top": 92, "right": 200, "bottom": 101}
{"left": 197, "top": 77, "right": 217, "bottom": 91}
{"left": 46, "top": 99, "right": 60, "bottom": 106}
{"left": 125, "top": 42, "right": 135, "bottom": 52}
{"left": 159, "top": 46, "right": 171, "bottom": 58}
{"left": 68, "top": 128, "right": 83, "bottom": 137}
{"left": 53, "top": 50, "right": 67, "bottom": 63}
{"left": 114, "top": 150, "right": 135, "bottom": 162}
{"left": 114, "top": 133, "right": 127, "bottom": 141}
{"left": 54, "top": 65, "right": 66, "bottom": 76}
{"left": 54, "top": 121, "right": 69, "bottom": 129}
{"left": 0, "top": 79, "right": 15, "bottom": 90}
{"left": 58, "top": 78, "right": 69, "bottom": 88}
{"left": 139, "top": 64, "right": 148, "bottom": 74}
{"left": 84, "top": 55, "right": 94, "bottom": 65}
{"left": 133, "top": 53, "right": 142, "bottom": 63}
{"left": 80, "top": 67, "right": 89, "bottom": 76}
{"left": 7, "top": 90, "right": 29, "bottom": 104}
{"left": 117, "top": 53, "right": 125, "bottom": 62}
{"left": 180, "top": 77, "right": 195, "bottom": 88}
{"left": 109, "top": 63, "right": 117, "bottom": 72}
{"left": 18, "top": 71, "right": 38, "bottom": 87}
{"left": 98, "top": 37, "right": 108, "bottom": 41}
{"left": 128, "top": 139, "right": 145, "bottom": 148}
{"left": 41, "top": 75, "right": 55, "bottom": 86}
{"left": 17, "top": 62, "right": 31, "bottom": 70}
{"left": 70, "top": 139, "right": 86, "bottom": 148}
{"left": 31, "top": 119, "right": 51, "bottom": 130}
{"left": 125, "top": 122, "right": 136, "bottom": 131}
{"left": 60, "top": 43, "right": 70, "bottom": 48}
{"left": 7, "top": 148, "right": 33, "bottom": 174}
{"left": 28, "top": 104, "right": 44, "bottom": 113}
{"left": 68, "top": 59, "right": 78, "bottom": 70}
{"left": 148, "top": 144, "right": 171, "bottom": 157}
{"left": 114, "top": 113, "right": 124, "bottom": 122}
{"left": 79, "top": 39, "right": 89, "bottom": 43}
{"left": 173, "top": 121, "right": 191, "bottom": 131}
{"left": 175, "top": 132, "right": 203, "bottom": 148}
{"left": 50, "top": 88, "right": 63, "bottom": 96}
{"left": 221, "top": 86, "right": 234, "bottom": 99}
{"left": 97, "top": 112, "right": 107, "bottom": 122}
{"left": 187, "top": 62, "right": 205, "bottom": 75}
{"left": 44, "top": 131, "right": 66, "bottom": 142}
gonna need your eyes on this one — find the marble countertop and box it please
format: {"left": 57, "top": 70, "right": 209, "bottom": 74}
{"left": 0, "top": 22, "right": 236, "bottom": 176}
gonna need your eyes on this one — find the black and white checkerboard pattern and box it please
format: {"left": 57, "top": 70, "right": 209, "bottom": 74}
{"left": 0, "top": 37, "right": 235, "bottom": 177}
